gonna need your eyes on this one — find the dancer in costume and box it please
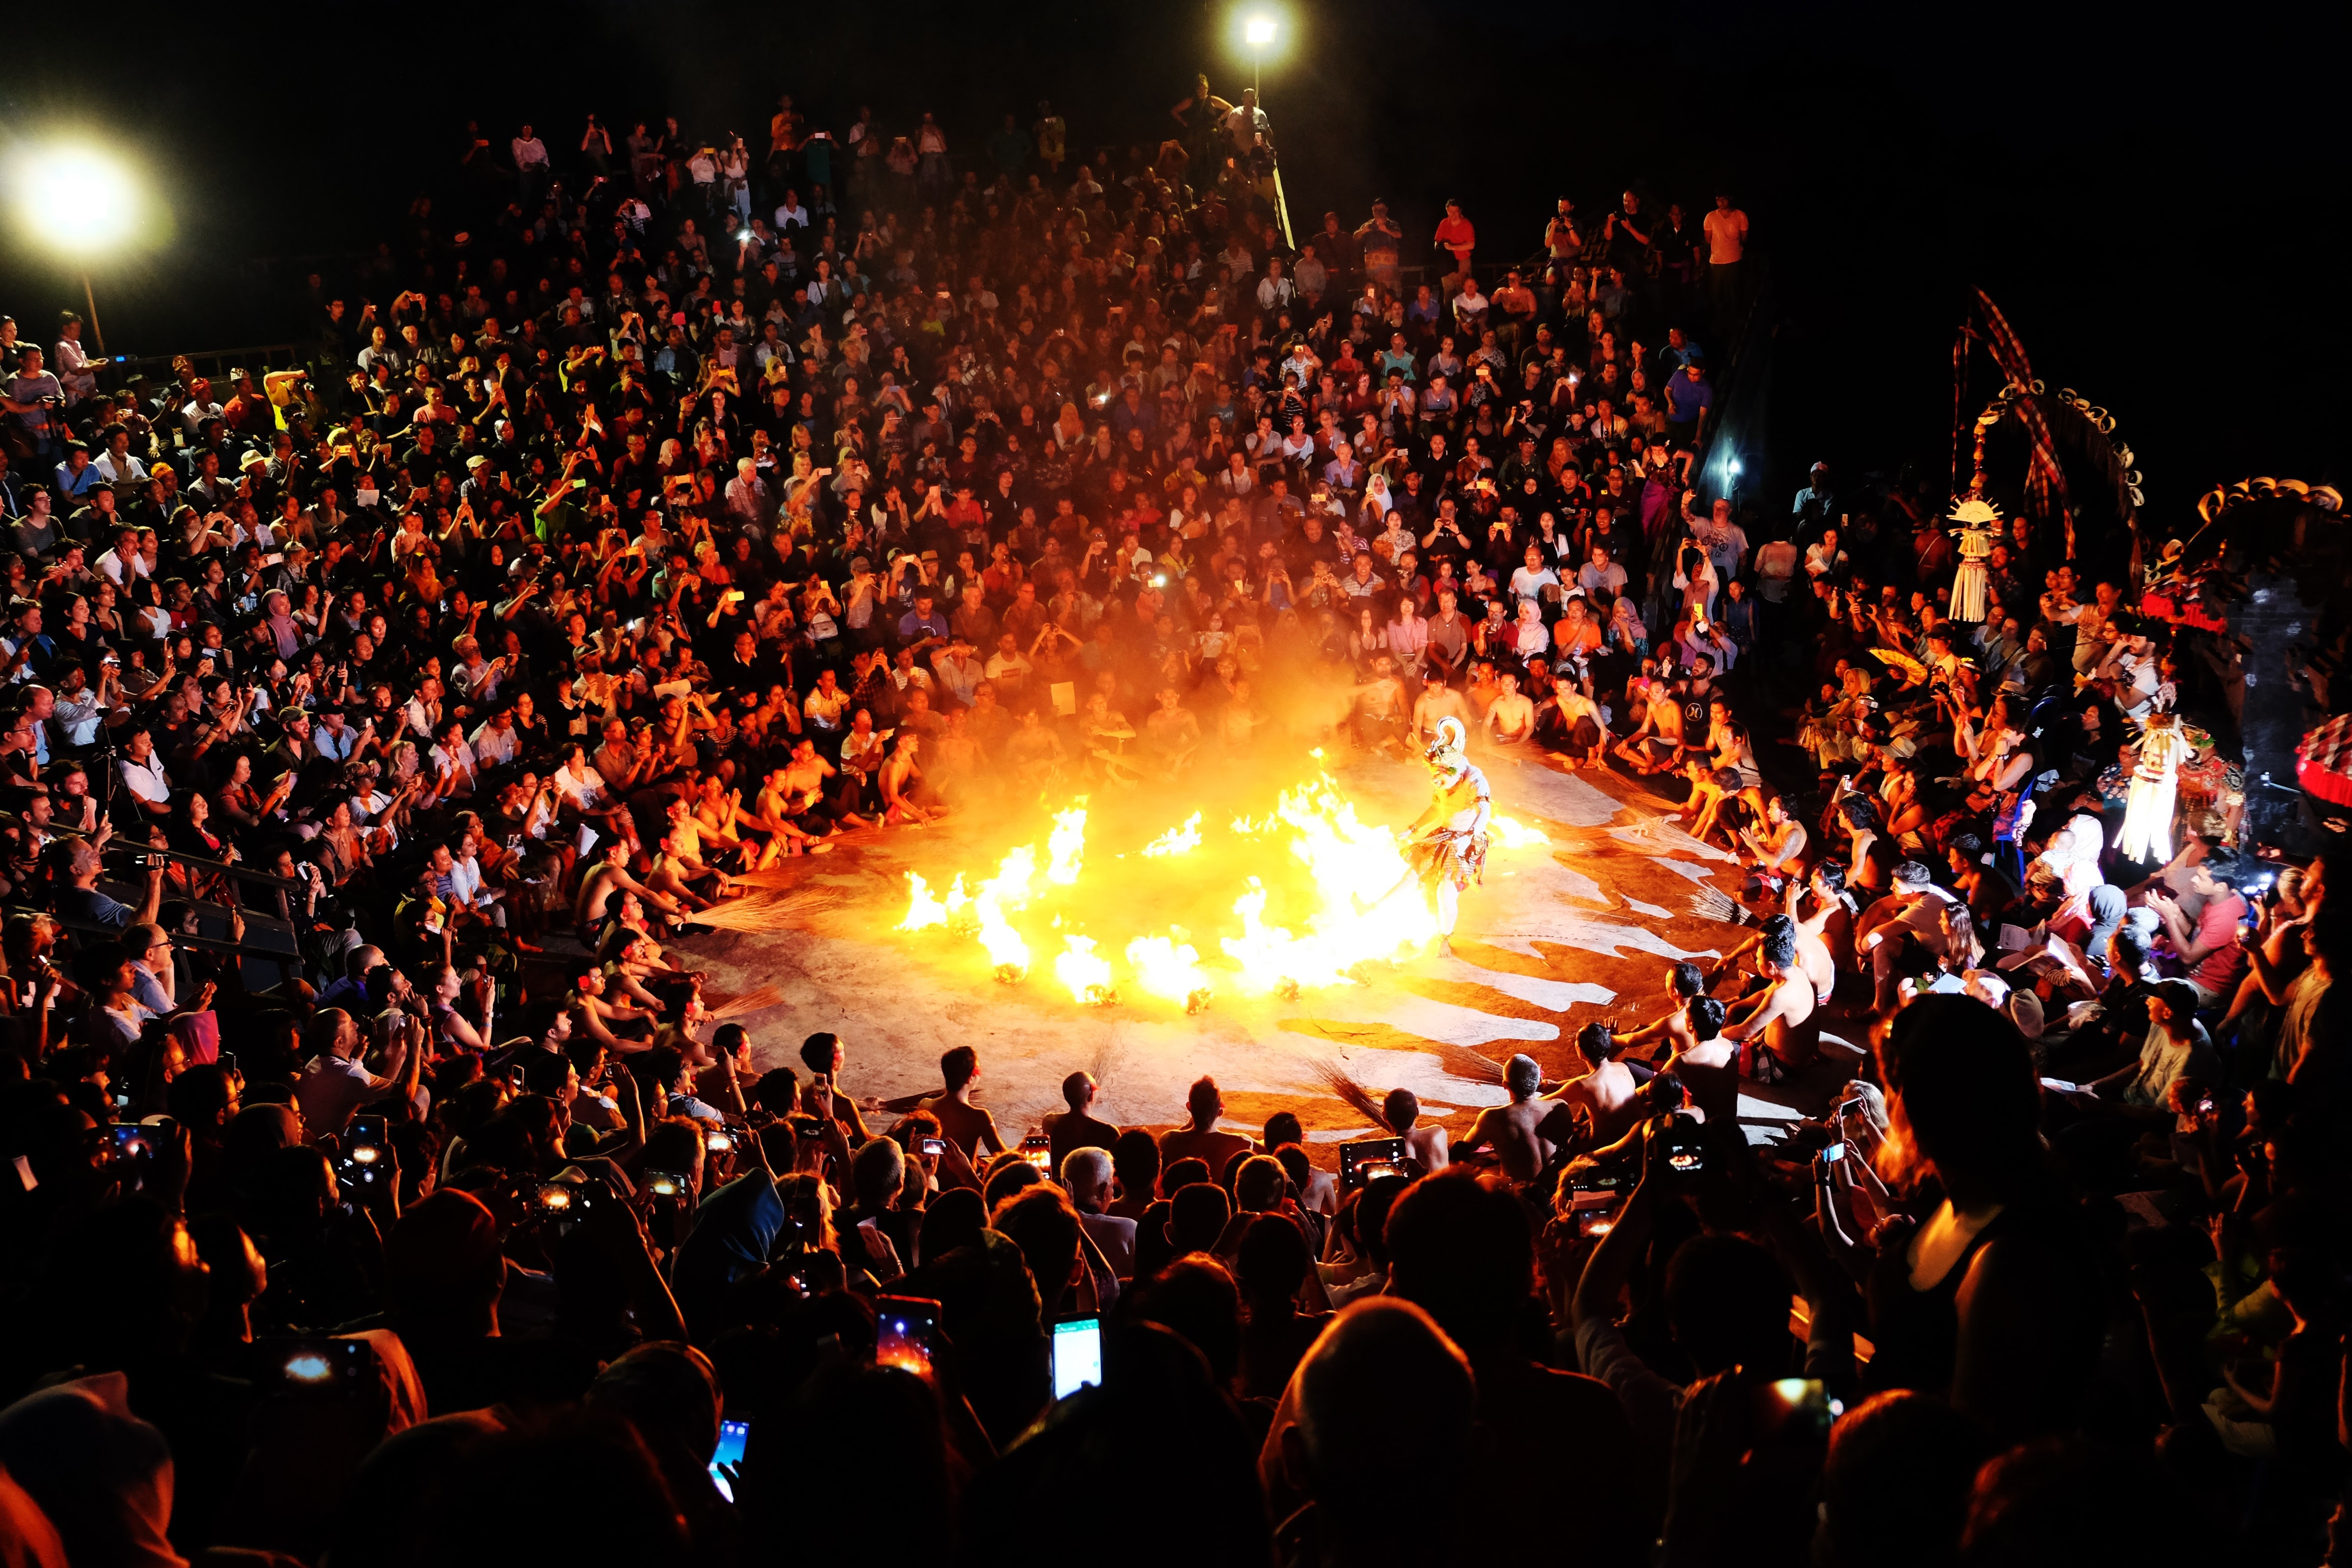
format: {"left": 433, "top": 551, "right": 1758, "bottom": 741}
{"left": 1400, "top": 717, "right": 1494, "bottom": 958}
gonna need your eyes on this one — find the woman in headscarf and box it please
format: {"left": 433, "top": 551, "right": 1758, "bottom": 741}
{"left": 260, "top": 588, "right": 304, "bottom": 662}
{"left": 668, "top": 1155, "right": 786, "bottom": 1339}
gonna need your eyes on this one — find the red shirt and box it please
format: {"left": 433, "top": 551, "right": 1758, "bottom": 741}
{"left": 1436, "top": 215, "right": 1476, "bottom": 255}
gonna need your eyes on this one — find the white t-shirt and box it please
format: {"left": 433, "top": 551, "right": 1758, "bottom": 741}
{"left": 1508, "top": 565, "right": 1559, "bottom": 603}
{"left": 1703, "top": 207, "right": 1749, "bottom": 265}
{"left": 297, "top": 1054, "right": 387, "bottom": 1136}
{"left": 121, "top": 752, "right": 171, "bottom": 804}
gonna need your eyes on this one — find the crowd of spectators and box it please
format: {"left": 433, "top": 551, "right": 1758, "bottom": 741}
{"left": 0, "top": 83, "right": 2344, "bottom": 1567}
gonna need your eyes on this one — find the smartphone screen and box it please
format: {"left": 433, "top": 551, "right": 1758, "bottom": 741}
{"left": 876, "top": 1294, "right": 940, "bottom": 1376}
{"left": 1662, "top": 1118, "right": 1709, "bottom": 1177}
{"left": 1020, "top": 1134, "right": 1053, "bottom": 1173}
{"left": 708, "top": 1418, "right": 750, "bottom": 1502}
{"left": 261, "top": 1336, "right": 373, "bottom": 1397}
{"left": 1052, "top": 1315, "right": 1103, "bottom": 1400}
{"left": 1754, "top": 1376, "right": 1843, "bottom": 1442}
{"left": 1339, "top": 1136, "right": 1407, "bottom": 1191}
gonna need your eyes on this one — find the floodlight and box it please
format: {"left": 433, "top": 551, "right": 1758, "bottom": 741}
{"left": 1245, "top": 15, "right": 1277, "bottom": 45}
{"left": 21, "top": 147, "right": 135, "bottom": 250}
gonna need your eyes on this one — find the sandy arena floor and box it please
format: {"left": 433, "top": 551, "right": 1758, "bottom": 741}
{"left": 670, "top": 750, "right": 1862, "bottom": 1161}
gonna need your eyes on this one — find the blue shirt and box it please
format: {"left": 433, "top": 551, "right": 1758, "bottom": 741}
{"left": 1665, "top": 373, "right": 1713, "bottom": 422}
{"left": 897, "top": 607, "right": 949, "bottom": 642}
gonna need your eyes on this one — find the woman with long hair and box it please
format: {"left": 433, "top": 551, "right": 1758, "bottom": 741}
{"left": 1865, "top": 994, "right": 2108, "bottom": 1445}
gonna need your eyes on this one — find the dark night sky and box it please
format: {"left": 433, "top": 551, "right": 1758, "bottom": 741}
{"left": 2, "top": 0, "right": 2341, "bottom": 521}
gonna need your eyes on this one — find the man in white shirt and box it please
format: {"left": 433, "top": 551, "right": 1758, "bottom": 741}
{"left": 1508, "top": 546, "right": 1559, "bottom": 607}
{"left": 1255, "top": 259, "right": 1295, "bottom": 317}
{"left": 296, "top": 1008, "right": 415, "bottom": 1136}
{"left": 984, "top": 634, "right": 1033, "bottom": 702}
{"left": 52, "top": 315, "right": 98, "bottom": 404}
{"left": 1223, "top": 89, "right": 1269, "bottom": 155}
{"left": 471, "top": 707, "right": 520, "bottom": 767}
{"left": 119, "top": 725, "right": 172, "bottom": 814}
{"left": 93, "top": 525, "right": 145, "bottom": 589}
{"left": 1704, "top": 192, "right": 1750, "bottom": 327}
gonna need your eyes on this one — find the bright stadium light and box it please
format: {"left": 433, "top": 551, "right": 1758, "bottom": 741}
{"left": 1238, "top": 10, "right": 1284, "bottom": 93}
{"left": 21, "top": 146, "right": 135, "bottom": 250}
{"left": 16, "top": 144, "right": 141, "bottom": 353}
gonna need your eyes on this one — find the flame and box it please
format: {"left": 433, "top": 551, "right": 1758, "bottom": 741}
{"left": 894, "top": 764, "right": 1548, "bottom": 1007}
{"left": 898, "top": 872, "right": 948, "bottom": 930}
{"left": 1217, "top": 777, "right": 1440, "bottom": 996}
{"left": 1125, "top": 932, "right": 1213, "bottom": 1011}
{"left": 1046, "top": 803, "right": 1088, "bottom": 885}
{"left": 1142, "top": 812, "right": 1203, "bottom": 856}
{"left": 1054, "top": 934, "right": 1116, "bottom": 1004}
{"left": 973, "top": 846, "right": 1035, "bottom": 979}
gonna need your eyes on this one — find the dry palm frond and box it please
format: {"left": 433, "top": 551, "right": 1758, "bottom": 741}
{"left": 703, "top": 984, "right": 787, "bottom": 1020}
{"left": 728, "top": 865, "right": 827, "bottom": 889}
{"left": 1310, "top": 1059, "right": 1390, "bottom": 1127}
{"left": 684, "top": 888, "right": 840, "bottom": 933}
{"left": 1434, "top": 1041, "right": 1509, "bottom": 1084}
{"left": 1434, "top": 1039, "right": 1572, "bottom": 1091}
{"left": 1687, "top": 887, "right": 1743, "bottom": 924}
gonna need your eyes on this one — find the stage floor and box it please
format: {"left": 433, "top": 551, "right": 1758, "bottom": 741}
{"left": 673, "top": 751, "right": 1860, "bottom": 1162}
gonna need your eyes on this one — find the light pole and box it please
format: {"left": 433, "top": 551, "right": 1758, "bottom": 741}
{"left": 1245, "top": 14, "right": 1276, "bottom": 95}
{"left": 19, "top": 147, "right": 138, "bottom": 355}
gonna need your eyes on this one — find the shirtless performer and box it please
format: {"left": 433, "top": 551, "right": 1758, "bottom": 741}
{"left": 1455, "top": 1053, "right": 1558, "bottom": 1182}
{"left": 1411, "top": 676, "right": 1472, "bottom": 752}
{"left": 1381, "top": 1088, "right": 1451, "bottom": 1173}
{"left": 783, "top": 738, "right": 866, "bottom": 831}
{"left": 1610, "top": 676, "right": 1686, "bottom": 773}
{"left": 737, "top": 764, "right": 826, "bottom": 863}
{"left": 913, "top": 1044, "right": 1009, "bottom": 1160}
{"left": 575, "top": 837, "right": 684, "bottom": 940}
{"left": 567, "top": 962, "right": 658, "bottom": 1054}
{"left": 1720, "top": 917, "right": 1820, "bottom": 1080}
{"left": 1483, "top": 670, "right": 1535, "bottom": 746}
{"left": 1606, "top": 961, "right": 1708, "bottom": 1063}
{"left": 1539, "top": 1020, "right": 1648, "bottom": 1149}
{"left": 660, "top": 798, "right": 743, "bottom": 898}
{"left": 1737, "top": 792, "right": 1809, "bottom": 892}
{"left": 1350, "top": 652, "right": 1410, "bottom": 756}
{"left": 1661, "top": 994, "right": 1737, "bottom": 1131}
{"left": 1381, "top": 716, "right": 1493, "bottom": 959}
{"left": 880, "top": 733, "right": 941, "bottom": 825}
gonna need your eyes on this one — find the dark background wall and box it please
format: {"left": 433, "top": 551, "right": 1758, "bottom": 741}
{"left": 2, "top": 0, "right": 2341, "bottom": 522}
